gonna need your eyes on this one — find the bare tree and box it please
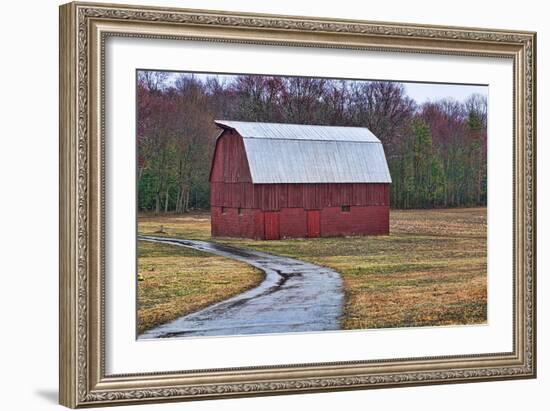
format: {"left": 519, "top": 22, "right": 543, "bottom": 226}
{"left": 138, "top": 71, "right": 168, "bottom": 93}
{"left": 136, "top": 71, "right": 487, "bottom": 212}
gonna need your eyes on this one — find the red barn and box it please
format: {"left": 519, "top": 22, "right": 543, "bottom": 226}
{"left": 209, "top": 120, "right": 392, "bottom": 240}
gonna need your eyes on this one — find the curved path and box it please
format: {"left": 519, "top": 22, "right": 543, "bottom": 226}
{"left": 138, "top": 236, "right": 343, "bottom": 339}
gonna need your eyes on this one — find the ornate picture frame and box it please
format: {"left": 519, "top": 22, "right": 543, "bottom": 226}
{"left": 59, "top": 1, "right": 536, "bottom": 407}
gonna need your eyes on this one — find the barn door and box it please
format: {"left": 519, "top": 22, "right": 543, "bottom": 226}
{"left": 264, "top": 211, "right": 280, "bottom": 240}
{"left": 307, "top": 210, "right": 321, "bottom": 238}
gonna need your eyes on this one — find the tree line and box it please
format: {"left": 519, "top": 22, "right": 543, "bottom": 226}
{"left": 137, "top": 71, "right": 487, "bottom": 212}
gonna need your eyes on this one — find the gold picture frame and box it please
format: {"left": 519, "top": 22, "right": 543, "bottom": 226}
{"left": 59, "top": 1, "right": 536, "bottom": 407}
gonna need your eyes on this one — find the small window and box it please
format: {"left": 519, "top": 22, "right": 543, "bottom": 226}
{"left": 238, "top": 207, "right": 243, "bottom": 215}
{"left": 221, "top": 207, "right": 228, "bottom": 214}
{"left": 341, "top": 205, "right": 351, "bottom": 213}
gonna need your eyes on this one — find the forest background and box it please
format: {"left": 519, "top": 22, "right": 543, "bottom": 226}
{"left": 137, "top": 71, "right": 488, "bottom": 213}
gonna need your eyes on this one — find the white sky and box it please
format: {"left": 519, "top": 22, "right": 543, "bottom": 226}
{"left": 154, "top": 71, "right": 487, "bottom": 104}
{"left": 404, "top": 82, "right": 487, "bottom": 104}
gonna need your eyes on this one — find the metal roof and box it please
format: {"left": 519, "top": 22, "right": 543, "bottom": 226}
{"left": 215, "top": 120, "right": 380, "bottom": 143}
{"left": 215, "top": 120, "right": 392, "bottom": 184}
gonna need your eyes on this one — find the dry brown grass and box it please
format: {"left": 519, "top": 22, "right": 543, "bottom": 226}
{"left": 138, "top": 208, "right": 487, "bottom": 330}
{"left": 137, "top": 240, "right": 263, "bottom": 334}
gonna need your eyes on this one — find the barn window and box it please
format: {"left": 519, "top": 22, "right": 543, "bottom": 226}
{"left": 238, "top": 207, "right": 243, "bottom": 216}
{"left": 341, "top": 205, "right": 351, "bottom": 213}
{"left": 221, "top": 207, "right": 228, "bottom": 214}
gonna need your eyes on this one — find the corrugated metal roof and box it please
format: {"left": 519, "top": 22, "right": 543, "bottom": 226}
{"left": 215, "top": 120, "right": 380, "bottom": 142}
{"left": 215, "top": 120, "right": 392, "bottom": 184}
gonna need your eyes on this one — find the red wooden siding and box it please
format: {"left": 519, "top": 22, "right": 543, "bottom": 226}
{"left": 211, "top": 182, "right": 390, "bottom": 211}
{"left": 321, "top": 206, "right": 389, "bottom": 236}
{"left": 210, "top": 130, "right": 252, "bottom": 183}
{"left": 279, "top": 208, "right": 308, "bottom": 238}
{"left": 211, "top": 206, "right": 264, "bottom": 239}
{"left": 212, "top": 206, "right": 389, "bottom": 239}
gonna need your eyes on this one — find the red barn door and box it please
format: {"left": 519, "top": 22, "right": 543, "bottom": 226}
{"left": 264, "top": 211, "right": 280, "bottom": 240}
{"left": 307, "top": 210, "right": 321, "bottom": 238}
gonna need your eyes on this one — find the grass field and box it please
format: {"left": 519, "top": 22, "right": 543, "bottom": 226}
{"left": 138, "top": 208, "right": 487, "bottom": 331}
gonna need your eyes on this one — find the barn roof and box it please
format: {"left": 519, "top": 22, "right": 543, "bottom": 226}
{"left": 214, "top": 120, "right": 392, "bottom": 184}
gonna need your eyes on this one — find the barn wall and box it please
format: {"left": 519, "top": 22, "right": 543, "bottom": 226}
{"left": 210, "top": 130, "right": 252, "bottom": 183}
{"left": 212, "top": 205, "right": 389, "bottom": 238}
{"left": 210, "top": 182, "right": 391, "bottom": 239}
{"left": 211, "top": 206, "right": 264, "bottom": 239}
{"left": 320, "top": 206, "right": 389, "bottom": 236}
{"left": 280, "top": 208, "right": 308, "bottom": 238}
{"left": 211, "top": 182, "right": 390, "bottom": 210}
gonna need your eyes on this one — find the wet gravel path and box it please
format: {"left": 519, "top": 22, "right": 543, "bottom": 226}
{"left": 138, "top": 236, "right": 343, "bottom": 339}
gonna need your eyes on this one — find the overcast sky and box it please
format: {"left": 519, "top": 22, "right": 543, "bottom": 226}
{"left": 153, "top": 71, "right": 487, "bottom": 105}
{"left": 404, "top": 82, "right": 487, "bottom": 104}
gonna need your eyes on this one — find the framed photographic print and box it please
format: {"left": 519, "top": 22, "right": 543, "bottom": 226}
{"left": 59, "top": 1, "right": 537, "bottom": 408}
